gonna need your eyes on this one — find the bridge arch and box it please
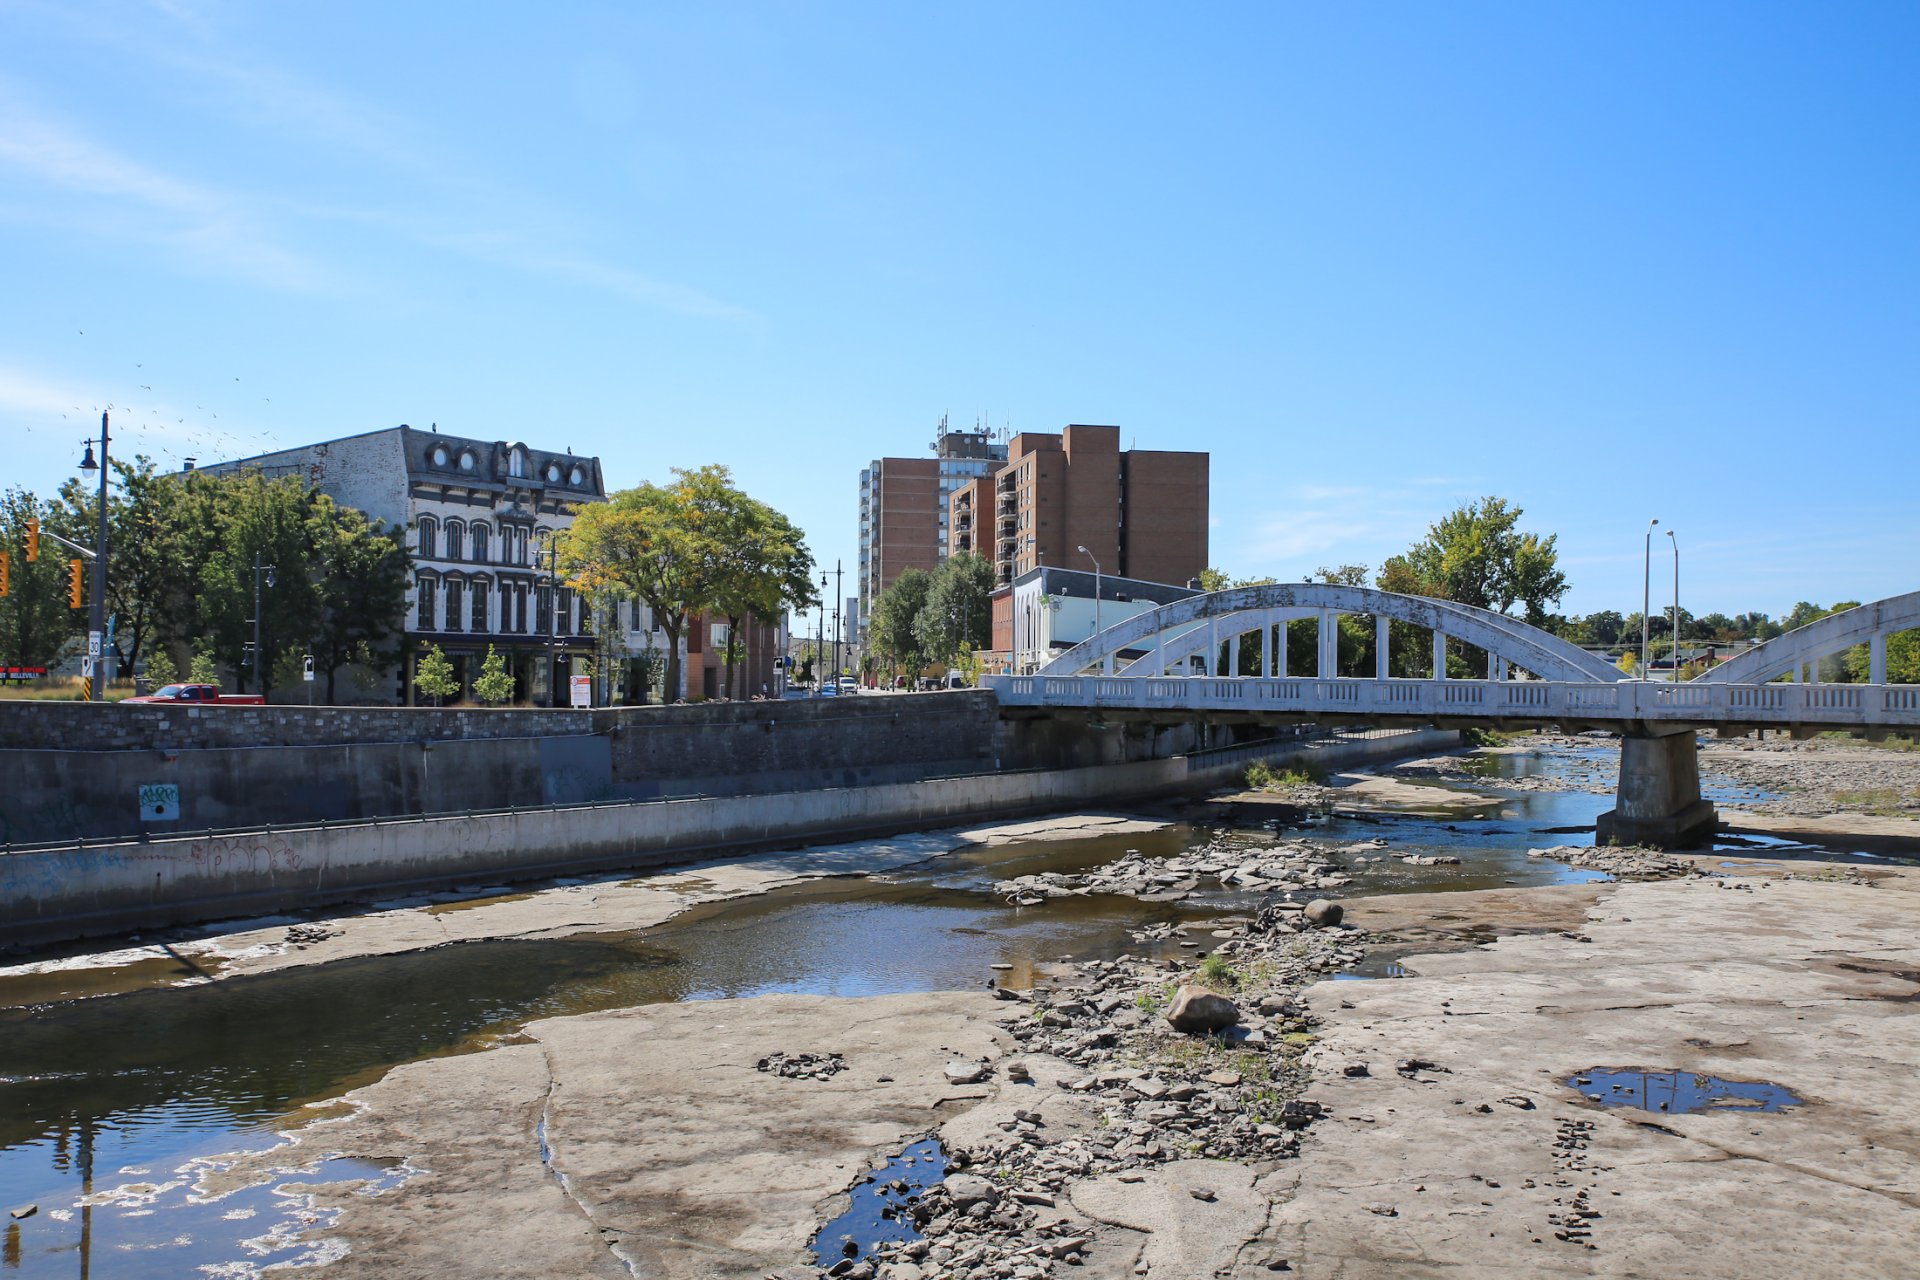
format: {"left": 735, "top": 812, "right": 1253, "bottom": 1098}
{"left": 1037, "top": 583, "right": 1624, "bottom": 684}
{"left": 1694, "top": 591, "right": 1920, "bottom": 686}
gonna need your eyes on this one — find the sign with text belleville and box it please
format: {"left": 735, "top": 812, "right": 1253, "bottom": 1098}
{"left": 569, "top": 675, "right": 592, "bottom": 708}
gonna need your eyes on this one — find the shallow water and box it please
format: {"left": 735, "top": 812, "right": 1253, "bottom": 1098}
{"left": 1568, "top": 1068, "right": 1803, "bottom": 1114}
{"left": 0, "top": 739, "right": 1842, "bottom": 1275}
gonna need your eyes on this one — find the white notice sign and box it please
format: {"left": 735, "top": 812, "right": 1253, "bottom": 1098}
{"left": 140, "top": 783, "right": 181, "bottom": 821}
{"left": 89, "top": 631, "right": 102, "bottom": 657}
{"left": 569, "top": 675, "right": 592, "bottom": 708}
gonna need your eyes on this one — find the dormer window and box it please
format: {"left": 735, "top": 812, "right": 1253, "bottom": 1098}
{"left": 458, "top": 450, "right": 476, "bottom": 472}
{"left": 430, "top": 443, "right": 450, "bottom": 468}
{"left": 569, "top": 465, "right": 585, "bottom": 486}
{"left": 509, "top": 447, "right": 527, "bottom": 478}
{"left": 545, "top": 461, "right": 562, "bottom": 483}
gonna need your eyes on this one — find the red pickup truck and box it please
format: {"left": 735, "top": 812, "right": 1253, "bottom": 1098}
{"left": 124, "top": 683, "right": 266, "bottom": 705}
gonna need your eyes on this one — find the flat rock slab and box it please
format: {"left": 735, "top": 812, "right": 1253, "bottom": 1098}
{"left": 1071, "top": 1159, "right": 1265, "bottom": 1278}
{"left": 228, "top": 991, "right": 1007, "bottom": 1279}
{"left": 1260, "top": 868, "right": 1920, "bottom": 1278}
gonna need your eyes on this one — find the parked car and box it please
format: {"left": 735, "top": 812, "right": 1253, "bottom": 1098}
{"left": 123, "top": 683, "right": 266, "bottom": 705}
{"left": 817, "top": 680, "right": 839, "bottom": 697}
{"left": 836, "top": 676, "right": 859, "bottom": 695}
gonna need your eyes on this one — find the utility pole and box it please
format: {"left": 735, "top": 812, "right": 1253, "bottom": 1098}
{"left": 1668, "top": 530, "right": 1680, "bottom": 682}
{"left": 816, "top": 572, "right": 827, "bottom": 696}
{"left": 833, "top": 558, "right": 844, "bottom": 684}
{"left": 251, "top": 553, "right": 276, "bottom": 695}
{"left": 538, "top": 531, "right": 559, "bottom": 706}
{"left": 76, "top": 412, "right": 110, "bottom": 700}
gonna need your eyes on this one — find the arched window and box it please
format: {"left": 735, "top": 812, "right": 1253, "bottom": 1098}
{"left": 417, "top": 517, "right": 437, "bottom": 559}
{"left": 444, "top": 578, "right": 464, "bottom": 632}
{"left": 445, "top": 520, "right": 465, "bottom": 562}
{"left": 470, "top": 577, "right": 490, "bottom": 632}
{"left": 416, "top": 573, "right": 437, "bottom": 629}
{"left": 509, "top": 447, "right": 527, "bottom": 479}
{"left": 471, "top": 522, "right": 490, "bottom": 564}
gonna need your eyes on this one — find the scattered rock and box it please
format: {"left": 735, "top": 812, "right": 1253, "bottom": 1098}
{"left": 943, "top": 1061, "right": 990, "bottom": 1086}
{"left": 1165, "top": 985, "right": 1241, "bottom": 1034}
{"left": 1303, "top": 899, "right": 1344, "bottom": 927}
{"left": 9, "top": 1204, "right": 35, "bottom": 1220}
{"left": 757, "top": 1052, "right": 847, "bottom": 1081}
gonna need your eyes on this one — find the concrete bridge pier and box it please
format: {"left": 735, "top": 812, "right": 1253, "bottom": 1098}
{"left": 1595, "top": 728, "right": 1718, "bottom": 849}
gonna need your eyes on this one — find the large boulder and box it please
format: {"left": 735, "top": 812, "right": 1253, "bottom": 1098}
{"left": 1164, "top": 984, "right": 1240, "bottom": 1034}
{"left": 1303, "top": 898, "right": 1344, "bottom": 927}
{"left": 944, "top": 1174, "right": 1000, "bottom": 1211}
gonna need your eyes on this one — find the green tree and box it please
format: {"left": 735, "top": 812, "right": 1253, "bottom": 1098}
{"left": 870, "top": 567, "right": 933, "bottom": 678}
{"left": 188, "top": 645, "right": 220, "bottom": 684}
{"left": 52, "top": 455, "right": 181, "bottom": 678}
{"left": 473, "top": 644, "right": 517, "bottom": 704}
{"left": 0, "top": 488, "right": 80, "bottom": 669}
{"left": 558, "top": 466, "right": 741, "bottom": 703}
{"left": 309, "top": 496, "right": 411, "bottom": 703}
{"left": 143, "top": 647, "right": 178, "bottom": 687}
{"left": 690, "top": 469, "right": 816, "bottom": 698}
{"left": 415, "top": 643, "right": 459, "bottom": 705}
{"left": 1378, "top": 497, "right": 1567, "bottom": 624}
{"left": 916, "top": 552, "right": 995, "bottom": 665}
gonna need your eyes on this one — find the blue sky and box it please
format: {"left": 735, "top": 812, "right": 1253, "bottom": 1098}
{"left": 3, "top": 1, "right": 1915, "bottom": 619}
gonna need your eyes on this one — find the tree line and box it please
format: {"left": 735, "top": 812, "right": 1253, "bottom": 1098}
{"left": 1, "top": 460, "right": 409, "bottom": 700}
{"left": 865, "top": 551, "right": 995, "bottom": 681}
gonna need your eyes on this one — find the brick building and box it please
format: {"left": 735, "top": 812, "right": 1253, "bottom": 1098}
{"left": 947, "top": 424, "right": 1208, "bottom": 589}
{"left": 856, "top": 419, "right": 1007, "bottom": 641}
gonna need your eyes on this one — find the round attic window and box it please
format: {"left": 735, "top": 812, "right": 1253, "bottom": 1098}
{"left": 545, "top": 462, "right": 562, "bottom": 483}
{"left": 569, "top": 465, "right": 585, "bottom": 486}
{"left": 459, "top": 450, "right": 476, "bottom": 472}
{"left": 430, "top": 444, "right": 450, "bottom": 467}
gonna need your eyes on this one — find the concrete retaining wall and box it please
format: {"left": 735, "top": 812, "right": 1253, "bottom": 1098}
{"left": 0, "top": 728, "right": 1456, "bottom": 949}
{"left": 0, "top": 693, "right": 1004, "bottom": 844}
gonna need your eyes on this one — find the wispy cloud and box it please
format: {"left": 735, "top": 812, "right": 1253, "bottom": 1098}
{"left": 0, "top": 84, "right": 338, "bottom": 291}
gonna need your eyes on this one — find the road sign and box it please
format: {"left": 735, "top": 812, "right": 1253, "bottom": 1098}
{"left": 139, "top": 783, "right": 181, "bottom": 822}
{"left": 303, "top": 655, "right": 316, "bottom": 682}
{"left": 88, "top": 630, "right": 102, "bottom": 657}
{"left": 569, "top": 674, "right": 592, "bottom": 708}
{"left": 80, "top": 655, "right": 95, "bottom": 677}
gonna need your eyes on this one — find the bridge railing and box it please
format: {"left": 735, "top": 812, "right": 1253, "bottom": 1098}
{"left": 981, "top": 673, "right": 1920, "bottom": 729}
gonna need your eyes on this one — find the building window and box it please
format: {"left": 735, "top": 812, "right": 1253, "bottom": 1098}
{"left": 557, "top": 587, "right": 574, "bottom": 635}
{"left": 458, "top": 449, "right": 476, "bottom": 473}
{"left": 445, "top": 579, "right": 464, "bottom": 632}
{"left": 536, "top": 586, "right": 551, "bottom": 636}
{"left": 417, "top": 517, "right": 437, "bottom": 559}
{"left": 472, "top": 579, "right": 490, "bottom": 631}
{"left": 514, "top": 583, "right": 529, "bottom": 633}
{"left": 446, "top": 520, "right": 465, "bottom": 562}
{"left": 417, "top": 574, "right": 436, "bottom": 629}
{"left": 510, "top": 447, "right": 527, "bottom": 478}
{"left": 471, "top": 523, "right": 489, "bottom": 563}
{"left": 569, "top": 465, "right": 585, "bottom": 487}
{"left": 430, "top": 443, "right": 450, "bottom": 468}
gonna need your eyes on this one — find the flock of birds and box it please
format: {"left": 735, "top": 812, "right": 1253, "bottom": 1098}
{"left": 27, "top": 330, "right": 296, "bottom": 471}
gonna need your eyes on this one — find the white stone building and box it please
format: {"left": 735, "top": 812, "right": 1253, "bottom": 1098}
{"left": 198, "top": 424, "right": 682, "bottom": 704}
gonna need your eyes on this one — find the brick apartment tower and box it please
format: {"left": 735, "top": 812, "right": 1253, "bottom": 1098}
{"left": 856, "top": 421, "right": 1006, "bottom": 634}
{"left": 948, "top": 424, "right": 1208, "bottom": 588}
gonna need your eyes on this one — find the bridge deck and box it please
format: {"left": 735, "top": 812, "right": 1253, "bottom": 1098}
{"left": 984, "top": 674, "right": 1920, "bottom": 733}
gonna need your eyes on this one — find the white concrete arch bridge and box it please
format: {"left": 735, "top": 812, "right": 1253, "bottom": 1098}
{"left": 982, "top": 584, "right": 1920, "bottom": 847}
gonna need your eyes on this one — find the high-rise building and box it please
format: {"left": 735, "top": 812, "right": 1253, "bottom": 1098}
{"left": 947, "top": 424, "right": 1208, "bottom": 589}
{"left": 856, "top": 417, "right": 1008, "bottom": 633}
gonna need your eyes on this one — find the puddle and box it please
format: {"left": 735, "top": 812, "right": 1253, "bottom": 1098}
{"left": 811, "top": 1136, "right": 949, "bottom": 1265}
{"left": 1567, "top": 1068, "right": 1803, "bottom": 1114}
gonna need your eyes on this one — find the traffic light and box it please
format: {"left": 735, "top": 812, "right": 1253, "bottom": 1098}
{"left": 0, "top": 550, "right": 9, "bottom": 597}
{"left": 25, "top": 517, "right": 39, "bottom": 561}
{"left": 68, "top": 559, "right": 84, "bottom": 609}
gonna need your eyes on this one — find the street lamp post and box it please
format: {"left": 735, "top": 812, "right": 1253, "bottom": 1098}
{"left": 817, "top": 572, "right": 828, "bottom": 696}
{"left": 75, "top": 412, "right": 110, "bottom": 701}
{"left": 1641, "top": 518, "right": 1659, "bottom": 677}
{"left": 833, "top": 558, "right": 844, "bottom": 686}
{"left": 1668, "top": 530, "right": 1680, "bottom": 682}
{"left": 1077, "top": 545, "right": 1102, "bottom": 641}
{"left": 536, "top": 531, "right": 560, "bottom": 706}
